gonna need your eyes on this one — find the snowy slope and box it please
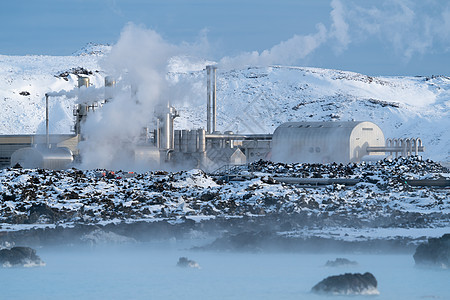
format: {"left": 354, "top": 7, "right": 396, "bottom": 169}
{"left": 173, "top": 67, "right": 450, "bottom": 163}
{"left": 0, "top": 47, "right": 449, "bottom": 162}
{"left": 0, "top": 46, "right": 106, "bottom": 134}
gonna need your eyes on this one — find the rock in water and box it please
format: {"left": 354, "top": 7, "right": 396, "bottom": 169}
{"left": 0, "top": 246, "right": 45, "bottom": 267}
{"left": 413, "top": 234, "right": 450, "bottom": 268}
{"left": 312, "top": 272, "right": 379, "bottom": 295}
{"left": 325, "top": 258, "right": 358, "bottom": 267}
{"left": 177, "top": 257, "right": 200, "bottom": 269}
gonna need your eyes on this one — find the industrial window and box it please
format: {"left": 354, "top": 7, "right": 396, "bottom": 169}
{"left": 315, "top": 147, "right": 321, "bottom": 153}
{"left": 362, "top": 128, "right": 373, "bottom": 131}
{"left": 309, "top": 147, "right": 314, "bottom": 153}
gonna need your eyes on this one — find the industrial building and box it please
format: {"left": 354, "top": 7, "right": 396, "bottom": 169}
{"left": 271, "top": 121, "right": 386, "bottom": 164}
{"left": 0, "top": 66, "right": 425, "bottom": 171}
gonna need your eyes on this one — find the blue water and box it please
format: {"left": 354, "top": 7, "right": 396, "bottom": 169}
{"left": 1, "top": 241, "right": 449, "bottom": 300}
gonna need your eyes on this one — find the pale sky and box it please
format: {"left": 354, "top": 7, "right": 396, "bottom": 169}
{"left": 1, "top": 0, "right": 449, "bottom": 76}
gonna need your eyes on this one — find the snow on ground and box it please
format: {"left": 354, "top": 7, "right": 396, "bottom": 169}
{"left": 0, "top": 46, "right": 106, "bottom": 134}
{"left": 0, "top": 157, "right": 448, "bottom": 241}
{"left": 0, "top": 45, "right": 449, "bottom": 243}
{"left": 0, "top": 48, "right": 449, "bottom": 162}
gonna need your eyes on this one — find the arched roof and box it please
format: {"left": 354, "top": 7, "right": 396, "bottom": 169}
{"left": 271, "top": 121, "right": 384, "bottom": 163}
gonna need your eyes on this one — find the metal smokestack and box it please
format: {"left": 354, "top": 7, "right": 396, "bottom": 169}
{"left": 104, "top": 76, "right": 116, "bottom": 102}
{"left": 45, "top": 94, "right": 49, "bottom": 148}
{"left": 74, "top": 76, "right": 89, "bottom": 136}
{"left": 206, "top": 65, "right": 217, "bottom": 134}
{"left": 206, "top": 66, "right": 211, "bottom": 133}
{"left": 78, "top": 77, "right": 89, "bottom": 88}
{"left": 212, "top": 66, "right": 217, "bottom": 133}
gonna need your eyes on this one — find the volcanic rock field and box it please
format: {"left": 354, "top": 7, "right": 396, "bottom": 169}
{"left": 0, "top": 156, "right": 448, "bottom": 249}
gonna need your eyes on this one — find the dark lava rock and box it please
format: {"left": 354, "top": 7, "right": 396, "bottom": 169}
{"left": 312, "top": 272, "right": 379, "bottom": 295}
{"left": 413, "top": 234, "right": 450, "bottom": 268}
{"left": 19, "top": 91, "right": 30, "bottom": 96}
{"left": 176, "top": 257, "right": 200, "bottom": 269}
{"left": 325, "top": 257, "right": 358, "bottom": 267}
{"left": 27, "top": 203, "right": 61, "bottom": 224}
{"left": 55, "top": 67, "right": 94, "bottom": 81}
{"left": 0, "top": 246, "right": 45, "bottom": 267}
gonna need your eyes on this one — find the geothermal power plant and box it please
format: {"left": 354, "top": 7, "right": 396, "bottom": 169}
{"left": 0, "top": 65, "right": 424, "bottom": 171}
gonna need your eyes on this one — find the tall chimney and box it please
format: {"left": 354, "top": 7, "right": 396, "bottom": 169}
{"left": 206, "top": 65, "right": 217, "bottom": 133}
{"left": 206, "top": 66, "right": 211, "bottom": 133}
{"left": 212, "top": 66, "right": 217, "bottom": 133}
{"left": 104, "top": 76, "right": 116, "bottom": 103}
{"left": 45, "top": 94, "right": 49, "bottom": 148}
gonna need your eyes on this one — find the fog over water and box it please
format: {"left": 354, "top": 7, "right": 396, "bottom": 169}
{"left": 1, "top": 240, "right": 447, "bottom": 300}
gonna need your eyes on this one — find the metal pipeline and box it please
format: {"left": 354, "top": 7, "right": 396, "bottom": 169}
{"left": 366, "top": 146, "right": 425, "bottom": 153}
{"left": 205, "top": 133, "right": 272, "bottom": 140}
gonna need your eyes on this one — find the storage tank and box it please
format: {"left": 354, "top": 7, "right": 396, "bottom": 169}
{"left": 271, "top": 121, "right": 385, "bottom": 164}
{"left": 11, "top": 147, "right": 74, "bottom": 170}
{"left": 134, "top": 146, "right": 161, "bottom": 167}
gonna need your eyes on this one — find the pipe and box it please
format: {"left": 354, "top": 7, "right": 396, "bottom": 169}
{"left": 198, "top": 129, "right": 206, "bottom": 152}
{"left": 206, "top": 133, "right": 272, "bottom": 140}
{"left": 212, "top": 66, "right": 217, "bottom": 133}
{"left": 104, "top": 76, "right": 115, "bottom": 102}
{"left": 274, "top": 177, "right": 361, "bottom": 185}
{"left": 393, "top": 138, "right": 399, "bottom": 158}
{"left": 414, "top": 138, "right": 422, "bottom": 156}
{"left": 385, "top": 138, "right": 393, "bottom": 156}
{"left": 206, "top": 66, "right": 211, "bottom": 133}
{"left": 78, "top": 77, "right": 89, "bottom": 88}
{"left": 367, "top": 146, "right": 425, "bottom": 153}
{"left": 45, "top": 94, "right": 49, "bottom": 148}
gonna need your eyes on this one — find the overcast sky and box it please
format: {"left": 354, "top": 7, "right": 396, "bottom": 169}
{"left": 1, "top": 0, "right": 449, "bottom": 76}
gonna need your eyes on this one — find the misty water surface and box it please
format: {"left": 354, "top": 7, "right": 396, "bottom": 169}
{"left": 0, "top": 241, "right": 448, "bottom": 300}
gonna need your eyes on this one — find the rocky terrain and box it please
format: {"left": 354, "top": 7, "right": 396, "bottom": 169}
{"left": 0, "top": 156, "right": 448, "bottom": 249}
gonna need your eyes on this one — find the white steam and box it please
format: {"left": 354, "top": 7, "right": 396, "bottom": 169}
{"left": 218, "top": 1, "right": 348, "bottom": 69}
{"left": 330, "top": 0, "right": 350, "bottom": 53}
{"left": 47, "top": 86, "right": 106, "bottom": 104}
{"left": 219, "top": 23, "right": 328, "bottom": 69}
{"left": 72, "top": 0, "right": 449, "bottom": 170}
{"left": 77, "top": 24, "right": 212, "bottom": 170}
{"left": 78, "top": 25, "right": 175, "bottom": 170}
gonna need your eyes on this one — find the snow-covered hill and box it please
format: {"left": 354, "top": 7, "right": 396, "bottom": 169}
{"left": 1, "top": 48, "right": 449, "bottom": 244}
{"left": 173, "top": 67, "right": 450, "bottom": 163}
{"left": 0, "top": 46, "right": 449, "bottom": 162}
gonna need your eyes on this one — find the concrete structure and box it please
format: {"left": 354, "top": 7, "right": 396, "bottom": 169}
{"left": 271, "top": 121, "right": 385, "bottom": 164}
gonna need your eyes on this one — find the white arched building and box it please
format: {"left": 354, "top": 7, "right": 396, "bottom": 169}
{"left": 271, "top": 121, "right": 385, "bottom": 164}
